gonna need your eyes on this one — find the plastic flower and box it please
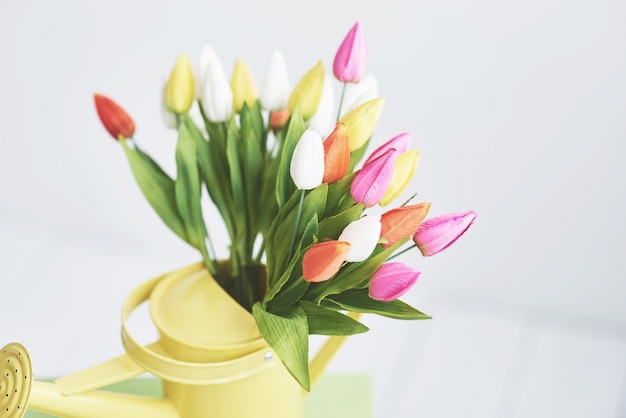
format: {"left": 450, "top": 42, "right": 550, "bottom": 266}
{"left": 350, "top": 148, "right": 397, "bottom": 207}
{"left": 379, "top": 150, "right": 421, "bottom": 206}
{"left": 303, "top": 241, "right": 351, "bottom": 282}
{"left": 290, "top": 129, "right": 325, "bottom": 190}
{"left": 260, "top": 50, "right": 290, "bottom": 112}
{"left": 339, "top": 73, "right": 378, "bottom": 118}
{"left": 196, "top": 45, "right": 219, "bottom": 98}
{"left": 231, "top": 59, "right": 259, "bottom": 113}
{"left": 380, "top": 203, "right": 431, "bottom": 248}
{"left": 164, "top": 53, "right": 195, "bottom": 114}
{"left": 337, "top": 215, "right": 382, "bottom": 262}
{"left": 287, "top": 61, "right": 324, "bottom": 120}
{"left": 308, "top": 75, "right": 335, "bottom": 137}
{"left": 413, "top": 211, "right": 477, "bottom": 256}
{"left": 333, "top": 20, "right": 367, "bottom": 83}
{"left": 200, "top": 57, "right": 233, "bottom": 122}
{"left": 94, "top": 94, "right": 135, "bottom": 140}
{"left": 369, "top": 262, "right": 421, "bottom": 302}
{"left": 270, "top": 107, "right": 290, "bottom": 131}
{"left": 340, "top": 98, "right": 385, "bottom": 151}
{"left": 364, "top": 132, "right": 411, "bottom": 166}
{"left": 322, "top": 122, "right": 350, "bottom": 183}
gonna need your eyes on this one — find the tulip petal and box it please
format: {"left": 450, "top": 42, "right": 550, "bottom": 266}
{"left": 308, "top": 75, "right": 335, "bottom": 137}
{"left": 303, "top": 241, "right": 351, "bottom": 282}
{"left": 288, "top": 61, "right": 325, "bottom": 120}
{"left": 94, "top": 94, "right": 135, "bottom": 140}
{"left": 338, "top": 215, "right": 382, "bottom": 262}
{"left": 196, "top": 45, "right": 219, "bottom": 98}
{"left": 379, "top": 150, "right": 421, "bottom": 206}
{"left": 333, "top": 21, "right": 368, "bottom": 83}
{"left": 165, "top": 53, "right": 195, "bottom": 114}
{"left": 413, "top": 211, "right": 477, "bottom": 256}
{"left": 290, "top": 129, "right": 325, "bottom": 190}
{"left": 350, "top": 149, "right": 397, "bottom": 207}
{"left": 201, "top": 57, "right": 233, "bottom": 123}
{"left": 364, "top": 132, "right": 411, "bottom": 166}
{"left": 340, "top": 98, "right": 385, "bottom": 151}
{"left": 380, "top": 203, "right": 431, "bottom": 249}
{"left": 231, "top": 59, "right": 259, "bottom": 113}
{"left": 339, "top": 73, "right": 379, "bottom": 118}
{"left": 261, "top": 50, "right": 290, "bottom": 112}
{"left": 369, "top": 262, "right": 421, "bottom": 302}
{"left": 322, "top": 122, "right": 350, "bottom": 183}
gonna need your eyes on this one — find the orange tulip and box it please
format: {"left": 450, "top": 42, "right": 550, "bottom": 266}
{"left": 302, "top": 241, "right": 350, "bottom": 282}
{"left": 270, "top": 107, "right": 290, "bottom": 131}
{"left": 93, "top": 93, "right": 135, "bottom": 140}
{"left": 322, "top": 122, "right": 350, "bottom": 183}
{"left": 380, "top": 202, "right": 431, "bottom": 249}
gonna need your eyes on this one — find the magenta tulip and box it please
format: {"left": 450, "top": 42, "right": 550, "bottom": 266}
{"left": 369, "top": 262, "right": 421, "bottom": 302}
{"left": 363, "top": 132, "right": 411, "bottom": 166}
{"left": 413, "top": 211, "right": 477, "bottom": 256}
{"left": 350, "top": 149, "right": 397, "bottom": 207}
{"left": 333, "top": 21, "right": 367, "bottom": 83}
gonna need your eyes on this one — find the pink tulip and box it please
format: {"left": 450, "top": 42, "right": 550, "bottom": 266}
{"left": 369, "top": 262, "right": 421, "bottom": 302}
{"left": 413, "top": 211, "right": 477, "bottom": 256}
{"left": 350, "top": 149, "right": 397, "bottom": 207}
{"left": 333, "top": 21, "right": 367, "bottom": 83}
{"left": 364, "top": 132, "right": 411, "bottom": 166}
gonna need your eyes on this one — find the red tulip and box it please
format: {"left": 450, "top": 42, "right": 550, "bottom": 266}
{"left": 322, "top": 122, "right": 351, "bottom": 183}
{"left": 302, "top": 241, "right": 350, "bottom": 282}
{"left": 94, "top": 93, "right": 135, "bottom": 140}
{"left": 380, "top": 203, "right": 431, "bottom": 249}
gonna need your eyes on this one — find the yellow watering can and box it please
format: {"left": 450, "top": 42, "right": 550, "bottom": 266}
{"left": 1, "top": 262, "right": 355, "bottom": 418}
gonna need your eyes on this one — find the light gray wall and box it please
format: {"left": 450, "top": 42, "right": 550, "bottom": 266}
{"left": 1, "top": 0, "right": 625, "bottom": 416}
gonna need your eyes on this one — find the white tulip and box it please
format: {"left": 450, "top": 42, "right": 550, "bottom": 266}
{"left": 290, "top": 129, "right": 325, "bottom": 190}
{"left": 260, "top": 50, "right": 290, "bottom": 112}
{"left": 196, "top": 45, "right": 219, "bottom": 98}
{"left": 339, "top": 73, "right": 378, "bottom": 118}
{"left": 338, "top": 215, "right": 382, "bottom": 262}
{"left": 308, "top": 75, "right": 335, "bottom": 137}
{"left": 201, "top": 58, "right": 233, "bottom": 122}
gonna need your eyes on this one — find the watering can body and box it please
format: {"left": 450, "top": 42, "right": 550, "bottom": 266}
{"left": 1, "top": 262, "right": 350, "bottom": 418}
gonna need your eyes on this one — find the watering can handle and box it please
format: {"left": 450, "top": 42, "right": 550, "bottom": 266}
{"left": 309, "top": 312, "right": 362, "bottom": 388}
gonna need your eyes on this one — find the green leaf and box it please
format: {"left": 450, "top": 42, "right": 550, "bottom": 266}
{"left": 324, "top": 289, "right": 431, "bottom": 320}
{"left": 252, "top": 303, "right": 310, "bottom": 391}
{"left": 174, "top": 124, "right": 207, "bottom": 252}
{"left": 299, "top": 301, "right": 369, "bottom": 335}
{"left": 326, "top": 172, "right": 356, "bottom": 216}
{"left": 225, "top": 118, "right": 247, "bottom": 246}
{"left": 120, "top": 139, "right": 188, "bottom": 243}
{"left": 317, "top": 204, "right": 364, "bottom": 240}
{"left": 348, "top": 137, "right": 371, "bottom": 172}
{"left": 275, "top": 110, "right": 306, "bottom": 206}
{"left": 239, "top": 102, "right": 264, "bottom": 238}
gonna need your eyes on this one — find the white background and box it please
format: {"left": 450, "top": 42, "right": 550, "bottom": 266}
{"left": 1, "top": 0, "right": 625, "bottom": 417}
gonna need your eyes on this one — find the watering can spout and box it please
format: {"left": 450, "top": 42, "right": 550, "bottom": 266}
{"left": 1, "top": 343, "right": 178, "bottom": 418}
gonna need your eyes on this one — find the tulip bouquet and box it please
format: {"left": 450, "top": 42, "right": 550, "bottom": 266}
{"left": 94, "top": 21, "right": 476, "bottom": 391}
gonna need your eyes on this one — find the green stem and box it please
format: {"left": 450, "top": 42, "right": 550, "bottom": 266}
{"left": 388, "top": 243, "right": 417, "bottom": 261}
{"left": 175, "top": 113, "right": 181, "bottom": 129}
{"left": 255, "top": 239, "right": 266, "bottom": 263}
{"left": 336, "top": 82, "right": 347, "bottom": 122}
{"left": 287, "top": 190, "right": 306, "bottom": 264}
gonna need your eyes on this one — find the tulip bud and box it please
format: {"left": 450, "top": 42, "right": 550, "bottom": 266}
{"left": 379, "top": 150, "right": 421, "bottom": 206}
{"left": 322, "top": 122, "right": 350, "bottom": 183}
{"left": 164, "top": 53, "right": 195, "bottom": 114}
{"left": 303, "top": 241, "right": 351, "bottom": 282}
{"left": 94, "top": 93, "right": 135, "bottom": 140}
{"left": 260, "top": 50, "right": 290, "bottom": 112}
{"left": 308, "top": 75, "right": 335, "bottom": 137}
{"left": 333, "top": 20, "right": 367, "bottom": 83}
{"left": 380, "top": 203, "right": 431, "bottom": 249}
{"left": 340, "top": 98, "right": 385, "bottom": 151}
{"left": 413, "top": 211, "right": 477, "bottom": 257}
{"left": 231, "top": 59, "right": 259, "bottom": 113}
{"left": 196, "top": 45, "right": 219, "bottom": 98}
{"left": 287, "top": 61, "right": 325, "bottom": 120}
{"left": 339, "top": 73, "right": 378, "bottom": 118}
{"left": 338, "top": 215, "right": 382, "bottom": 262}
{"left": 369, "top": 262, "right": 421, "bottom": 302}
{"left": 201, "top": 57, "right": 234, "bottom": 122}
{"left": 290, "top": 129, "right": 325, "bottom": 190}
{"left": 350, "top": 148, "right": 397, "bottom": 207}
{"left": 270, "top": 107, "right": 290, "bottom": 131}
{"left": 364, "top": 132, "right": 411, "bottom": 166}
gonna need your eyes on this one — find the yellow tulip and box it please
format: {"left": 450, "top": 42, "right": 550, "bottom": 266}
{"left": 379, "top": 150, "right": 421, "bottom": 206}
{"left": 230, "top": 59, "right": 259, "bottom": 113}
{"left": 287, "top": 61, "right": 324, "bottom": 120}
{"left": 340, "top": 97, "right": 385, "bottom": 151}
{"left": 164, "top": 53, "right": 195, "bottom": 114}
